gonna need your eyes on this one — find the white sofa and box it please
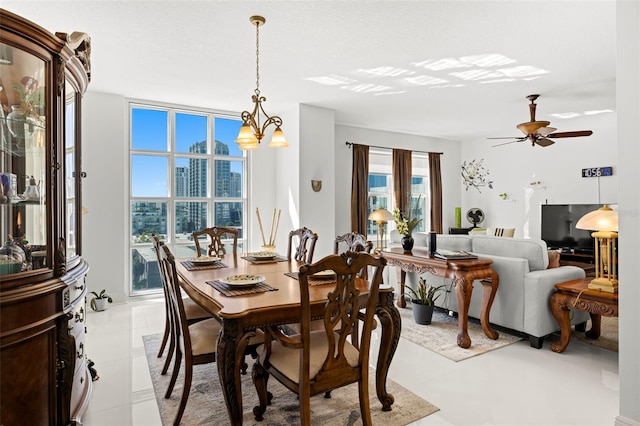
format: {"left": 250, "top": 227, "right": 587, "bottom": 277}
{"left": 386, "top": 231, "right": 588, "bottom": 348}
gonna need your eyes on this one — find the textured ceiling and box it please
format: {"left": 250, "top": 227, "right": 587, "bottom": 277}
{"left": 1, "top": 1, "right": 616, "bottom": 142}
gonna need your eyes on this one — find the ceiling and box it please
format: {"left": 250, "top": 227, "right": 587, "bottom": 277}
{"left": 2, "top": 1, "right": 616, "bottom": 142}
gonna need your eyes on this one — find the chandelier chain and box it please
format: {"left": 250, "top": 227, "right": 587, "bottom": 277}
{"left": 255, "top": 21, "right": 260, "bottom": 96}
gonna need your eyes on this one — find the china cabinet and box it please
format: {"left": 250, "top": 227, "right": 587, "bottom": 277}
{"left": 1, "top": 9, "right": 91, "bottom": 425}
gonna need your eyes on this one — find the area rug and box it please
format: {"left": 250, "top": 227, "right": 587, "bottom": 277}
{"left": 143, "top": 334, "right": 439, "bottom": 425}
{"left": 569, "top": 315, "right": 619, "bottom": 352}
{"left": 398, "top": 307, "right": 523, "bottom": 362}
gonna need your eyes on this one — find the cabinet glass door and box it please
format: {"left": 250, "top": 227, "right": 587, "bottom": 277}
{"left": 0, "top": 41, "right": 47, "bottom": 275}
{"left": 65, "top": 81, "right": 77, "bottom": 260}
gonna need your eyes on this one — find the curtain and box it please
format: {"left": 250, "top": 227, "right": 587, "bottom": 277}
{"left": 392, "top": 149, "right": 412, "bottom": 214}
{"left": 350, "top": 144, "right": 369, "bottom": 234}
{"left": 429, "top": 152, "right": 443, "bottom": 233}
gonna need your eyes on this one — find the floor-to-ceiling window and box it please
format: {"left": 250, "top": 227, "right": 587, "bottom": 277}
{"left": 367, "top": 150, "right": 429, "bottom": 242}
{"left": 129, "top": 103, "right": 246, "bottom": 294}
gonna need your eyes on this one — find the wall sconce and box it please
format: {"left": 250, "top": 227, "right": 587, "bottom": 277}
{"left": 576, "top": 205, "right": 618, "bottom": 293}
{"left": 311, "top": 180, "right": 322, "bottom": 192}
{"left": 368, "top": 208, "right": 394, "bottom": 250}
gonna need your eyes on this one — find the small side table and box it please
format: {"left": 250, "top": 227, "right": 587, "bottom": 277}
{"left": 549, "top": 278, "right": 618, "bottom": 353}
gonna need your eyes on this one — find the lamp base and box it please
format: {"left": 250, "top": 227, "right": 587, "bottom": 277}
{"left": 587, "top": 277, "right": 619, "bottom": 293}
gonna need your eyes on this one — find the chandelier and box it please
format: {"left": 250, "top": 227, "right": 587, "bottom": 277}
{"left": 235, "top": 15, "right": 287, "bottom": 151}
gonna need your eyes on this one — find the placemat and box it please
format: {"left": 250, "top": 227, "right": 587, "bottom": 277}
{"left": 206, "top": 280, "right": 279, "bottom": 297}
{"left": 242, "top": 255, "right": 289, "bottom": 264}
{"left": 180, "top": 260, "right": 227, "bottom": 271}
{"left": 284, "top": 271, "right": 336, "bottom": 286}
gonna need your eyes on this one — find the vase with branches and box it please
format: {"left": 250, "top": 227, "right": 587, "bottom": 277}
{"left": 393, "top": 195, "right": 422, "bottom": 252}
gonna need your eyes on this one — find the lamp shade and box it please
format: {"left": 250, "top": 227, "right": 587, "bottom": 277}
{"left": 369, "top": 208, "right": 394, "bottom": 223}
{"left": 235, "top": 123, "right": 258, "bottom": 146}
{"left": 576, "top": 205, "right": 618, "bottom": 232}
{"left": 268, "top": 127, "right": 288, "bottom": 148}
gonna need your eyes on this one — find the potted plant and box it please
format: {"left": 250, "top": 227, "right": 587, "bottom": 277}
{"left": 89, "top": 289, "right": 113, "bottom": 311}
{"left": 406, "top": 277, "right": 445, "bottom": 325}
{"left": 393, "top": 195, "right": 423, "bottom": 252}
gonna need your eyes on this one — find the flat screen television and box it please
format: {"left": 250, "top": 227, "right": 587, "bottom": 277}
{"left": 540, "top": 204, "right": 616, "bottom": 254}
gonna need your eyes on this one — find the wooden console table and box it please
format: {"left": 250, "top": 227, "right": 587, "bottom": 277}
{"left": 549, "top": 278, "right": 618, "bottom": 353}
{"left": 380, "top": 247, "right": 499, "bottom": 349}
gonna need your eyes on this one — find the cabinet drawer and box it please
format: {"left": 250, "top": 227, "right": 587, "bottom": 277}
{"left": 68, "top": 277, "right": 87, "bottom": 306}
{"left": 70, "top": 358, "right": 92, "bottom": 422}
{"left": 67, "top": 302, "right": 86, "bottom": 338}
{"left": 72, "top": 329, "right": 87, "bottom": 375}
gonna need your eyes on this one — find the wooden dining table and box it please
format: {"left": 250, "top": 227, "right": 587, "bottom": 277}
{"left": 175, "top": 254, "right": 401, "bottom": 425}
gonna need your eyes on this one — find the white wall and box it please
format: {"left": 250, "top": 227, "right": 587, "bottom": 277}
{"left": 460, "top": 112, "right": 618, "bottom": 239}
{"left": 616, "top": 1, "right": 640, "bottom": 425}
{"left": 334, "top": 125, "right": 463, "bottom": 235}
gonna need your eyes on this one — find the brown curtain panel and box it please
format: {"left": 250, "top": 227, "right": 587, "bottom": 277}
{"left": 350, "top": 144, "right": 370, "bottom": 234}
{"left": 429, "top": 152, "right": 443, "bottom": 233}
{"left": 392, "top": 149, "right": 412, "bottom": 214}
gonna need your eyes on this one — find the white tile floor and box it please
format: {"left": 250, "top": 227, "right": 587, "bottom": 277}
{"left": 82, "top": 298, "right": 619, "bottom": 425}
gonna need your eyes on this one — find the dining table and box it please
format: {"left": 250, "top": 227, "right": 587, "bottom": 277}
{"left": 175, "top": 253, "right": 401, "bottom": 425}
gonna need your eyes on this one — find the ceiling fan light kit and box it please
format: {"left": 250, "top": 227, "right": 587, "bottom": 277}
{"left": 489, "top": 94, "right": 594, "bottom": 148}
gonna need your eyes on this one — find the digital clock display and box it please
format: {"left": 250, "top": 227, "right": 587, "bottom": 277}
{"left": 582, "top": 166, "right": 613, "bottom": 178}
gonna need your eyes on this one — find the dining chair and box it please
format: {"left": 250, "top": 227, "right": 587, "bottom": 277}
{"left": 287, "top": 227, "right": 318, "bottom": 263}
{"left": 152, "top": 235, "right": 212, "bottom": 376}
{"left": 251, "top": 251, "right": 387, "bottom": 425}
{"left": 192, "top": 226, "right": 239, "bottom": 256}
{"left": 333, "top": 231, "right": 373, "bottom": 255}
{"left": 159, "top": 243, "right": 221, "bottom": 426}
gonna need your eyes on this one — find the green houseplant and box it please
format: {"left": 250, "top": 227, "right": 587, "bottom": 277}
{"left": 90, "top": 289, "right": 113, "bottom": 311}
{"left": 406, "top": 277, "right": 445, "bottom": 325}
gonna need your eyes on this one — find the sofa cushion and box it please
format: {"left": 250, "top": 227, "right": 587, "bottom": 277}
{"left": 471, "top": 235, "right": 549, "bottom": 271}
{"left": 435, "top": 234, "right": 473, "bottom": 252}
{"left": 547, "top": 250, "right": 560, "bottom": 268}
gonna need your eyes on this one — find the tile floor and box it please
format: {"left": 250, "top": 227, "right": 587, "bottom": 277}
{"left": 83, "top": 297, "right": 619, "bottom": 425}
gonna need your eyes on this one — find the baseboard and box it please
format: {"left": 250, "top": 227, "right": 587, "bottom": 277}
{"left": 616, "top": 415, "right": 640, "bottom": 426}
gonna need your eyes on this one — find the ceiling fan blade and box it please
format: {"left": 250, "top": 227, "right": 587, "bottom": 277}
{"left": 537, "top": 126, "right": 557, "bottom": 136}
{"left": 492, "top": 140, "right": 522, "bottom": 147}
{"left": 536, "top": 138, "right": 555, "bottom": 147}
{"left": 487, "top": 136, "right": 527, "bottom": 140}
{"left": 547, "top": 130, "right": 593, "bottom": 138}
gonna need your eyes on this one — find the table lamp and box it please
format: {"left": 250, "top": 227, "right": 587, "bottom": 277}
{"left": 575, "top": 205, "right": 618, "bottom": 293}
{"left": 368, "top": 208, "right": 394, "bottom": 250}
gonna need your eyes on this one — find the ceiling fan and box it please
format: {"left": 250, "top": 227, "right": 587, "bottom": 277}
{"left": 489, "top": 94, "right": 593, "bottom": 147}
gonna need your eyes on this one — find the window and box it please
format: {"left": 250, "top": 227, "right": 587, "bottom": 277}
{"left": 129, "top": 104, "right": 246, "bottom": 295}
{"left": 367, "top": 151, "right": 429, "bottom": 241}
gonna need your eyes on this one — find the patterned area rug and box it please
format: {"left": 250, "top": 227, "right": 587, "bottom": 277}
{"left": 143, "top": 334, "right": 439, "bottom": 425}
{"left": 567, "top": 315, "right": 619, "bottom": 352}
{"left": 399, "top": 307, "right": 523, "bottom": 361}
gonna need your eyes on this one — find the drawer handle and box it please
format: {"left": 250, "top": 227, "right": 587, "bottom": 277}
{"left": 75, "top": 283, "right": 85, "bottom": 291}
{"left": 75, "top": 307, "right": 85, "bottom": 323}
{"left": 77, "top": 342, "right": 84, "bottom": 359}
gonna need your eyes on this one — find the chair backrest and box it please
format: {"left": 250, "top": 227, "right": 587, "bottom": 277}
{"left": 159, "top": 243, "right": 192, "bottom": 353}
{"left": 297, "top": 251, "right": 386, "bottom": 394}
{"left": 192, "top": 226, "right": 238, "bottom": 256}
{"left": 287, "top": 227, "right": 318, "bottom": 263}
{"left": 333, "top": 232, "right": 373, "bottom": 254}
{"left": 152, "top": 234, "right": 172, "bottom": 307}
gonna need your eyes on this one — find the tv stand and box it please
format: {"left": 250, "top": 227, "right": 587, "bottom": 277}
{"left": 559, "top": 252, "right": 596, "bottom": 277}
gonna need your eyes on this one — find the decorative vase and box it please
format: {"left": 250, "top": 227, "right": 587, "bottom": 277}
{"left": 93, "top": 298, "right": 108, "bottom": 311}
{"left": 411, "top": 302, "right": 435, "bottom": 325}
{"left": 455, "top": 207, "right": 462, "bottom": 228}
{"left": 401, "top": 235, "right": 414, "bottom": 252}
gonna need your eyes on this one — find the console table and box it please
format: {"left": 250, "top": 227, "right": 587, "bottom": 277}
{"left": 549, "top": 278, "right": 618, "bottom": 353}
{"left": 380, "top": 247, "right": 499, "bottom": 348}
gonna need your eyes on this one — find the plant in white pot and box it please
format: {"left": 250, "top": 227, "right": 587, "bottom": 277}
{"left": 406, "top": 277, "right": 445, "bottom": 325}
{"left": 89, "top": 289, "right": 112, "bottom": 312}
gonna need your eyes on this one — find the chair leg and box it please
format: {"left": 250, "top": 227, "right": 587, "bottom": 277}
{"left": 358, "top": 380, "right": 373, "bottom": 426}
{"left": 157, "top": 315, "right": 170, "bottom": 358}
{"left": 165, "top": 347, "right": 182, "bottom": 399}
{"left": 251, "top": 361, "right": 270, "bottom": 421}
{"left": 161, "top": 332, "right": 176, "bottom": 375}
{"left": 173, "top": 358, "right": 193, "bottom": 426}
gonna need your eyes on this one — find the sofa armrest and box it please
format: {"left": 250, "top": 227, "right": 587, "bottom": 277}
{"left": 523, "top": 266, "right": 588, "bottom": 337}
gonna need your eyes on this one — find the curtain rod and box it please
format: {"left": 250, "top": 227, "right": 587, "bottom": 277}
{"left": 345, "top": 141, "right": 443, "bottom": 155}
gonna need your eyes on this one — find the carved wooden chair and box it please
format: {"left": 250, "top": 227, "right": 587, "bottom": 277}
{"left": 152, "top": 235, "right": 211, "bottom": 375}
{"left": 159, "top": 243, "right": 221, "bottom": 426}
{"left": 192, "top": 226, "right": 238, "bottom": 256}
{"left": 251, "top": 251, "right": 387, "bottom": 425}
{"left": 333, "top": 232, "right": 373, "bottom": 255}
{"left": 287, "top": 227, "right": 318, "bottom": 264}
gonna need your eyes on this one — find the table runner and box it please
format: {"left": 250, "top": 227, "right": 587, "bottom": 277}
{"left": 206, "top": 280, "right": 279, "bottom": 297}
{"left": 241, "top": 255, "right": 289, "bottom": 264}
{"left": 180, "top": 260, "right": 227, "bottom": 271}
{"left": 284, "top": 271, "right": 336, "bottom": 286}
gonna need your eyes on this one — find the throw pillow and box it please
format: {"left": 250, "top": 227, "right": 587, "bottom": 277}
{"left": 548, "top": 250, "right": 560, "bottom": 268}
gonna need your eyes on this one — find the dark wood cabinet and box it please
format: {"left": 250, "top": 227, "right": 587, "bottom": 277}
{"left": 1, "top": 8, "right": 91, "bottom": 425}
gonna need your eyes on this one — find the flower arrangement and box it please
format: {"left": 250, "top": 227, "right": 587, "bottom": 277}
{"left": 461, "top": 159, "right": 493, "bottom": 193}
{"left": 393, "top": 195, "right": 422, "bottom": 237}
